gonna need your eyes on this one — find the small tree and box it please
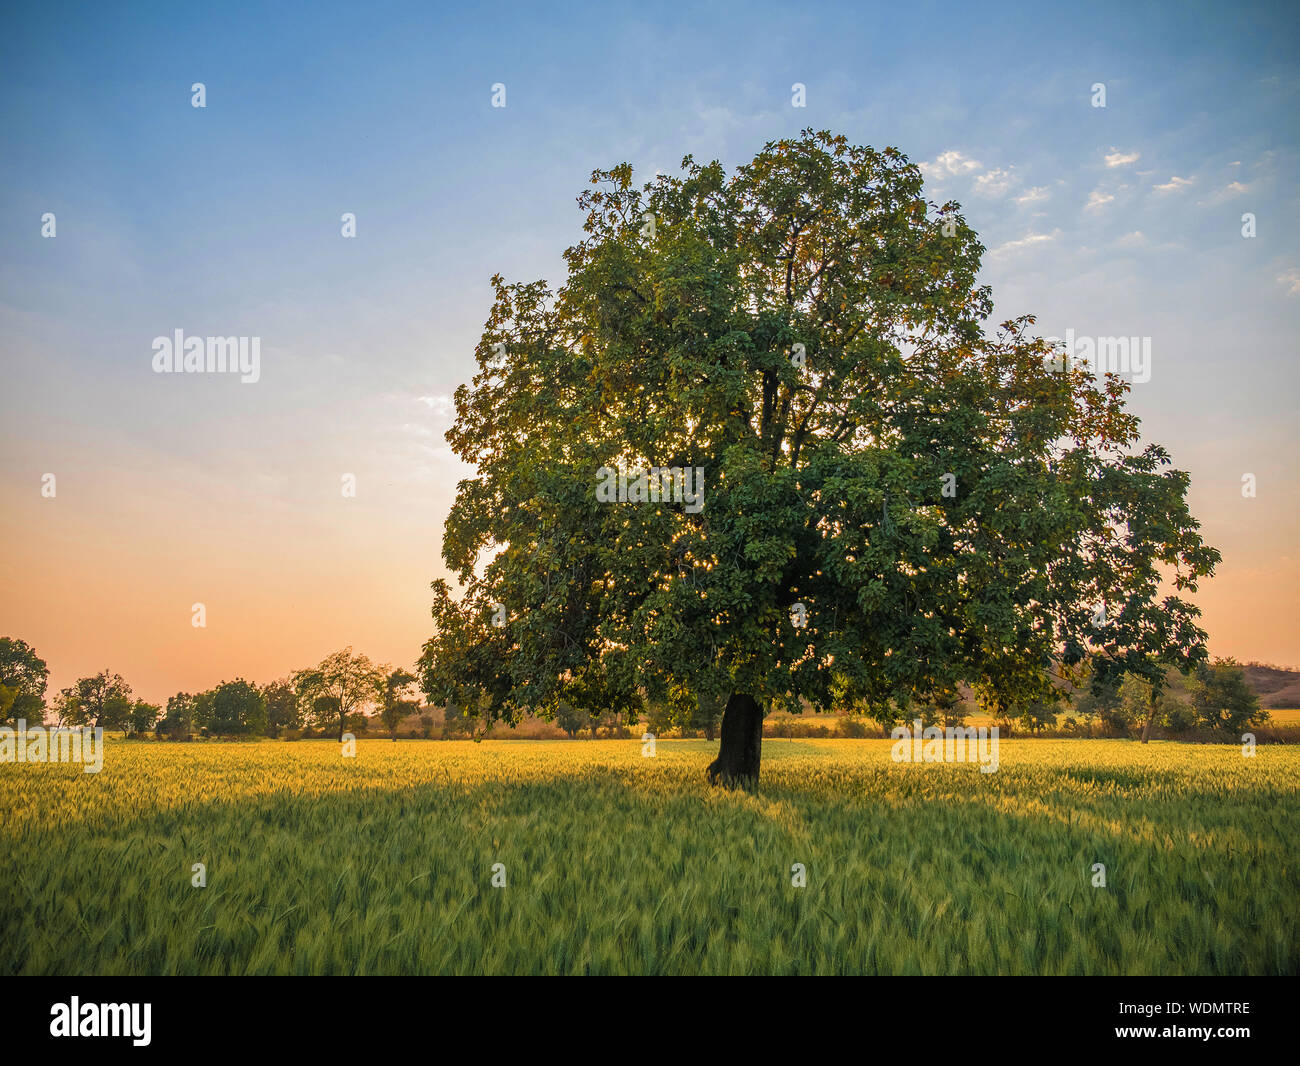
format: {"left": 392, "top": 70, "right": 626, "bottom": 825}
{"left": 441, "top": 700, "right": 471, "bottom": 739}
{"left": 208, "top": 679, "right": 267, "bottom": 736}
{"left": 380, "top": 669, "right": 418, "bottom": 740}
{"left": 688, "top": 691, "right": 724, "bottom": 741}
{"left": 263, "top": 678, "right": 301, "bottom": 738}
{"left": 128, "top": 699, "right": 160, "bottom": 738}
{"left": 1191, "top": 658, "right": 1264, "bottom": 735}
{"left": 1155, "top": 666, "right": 1197, "bottom": 732}
{"left": 0, "top": 637, "right": 49, "bottom": 725}
{"left": 193, "top": 690, "right": 216, "bottom": 734}
{"left": 554, "top": 700, "right": 587, "bottom": 738}
{"left": 156, "top": 692, "right": 197, "bottom": 740}
{"left": 1019, "top": 700, "right": 1058, "bottom": 735}
{"left": 55, "top": 672, "right": 132, "bottom": 733}
{"left": 293, "top": 648, "right": 385, "bottom": 742}
{"left": 935, "top": 686, "right": 968, "bottom": 729}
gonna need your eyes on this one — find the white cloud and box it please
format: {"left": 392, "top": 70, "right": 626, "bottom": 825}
{"left": 1085, "top": 188, "right": 1114, "bottom": 210}
{"left": 990, "top": 230, "right": 1059, "bottom": 256}
{"left": 1153, "top": 176, "right": 1195, "bottom": 193}
{"left": 1116, "top": 231, "right": 1147, "bottom": 247}
{"left": 974, "top": 166, "right": 1017, "bottom": 196}
{"left": 1278, "top": 269, "right": 1300, "bottom": 296}
{"left": 1014, "top": 185, "right": 1049, "bottom": 204}
{"left": 1104, "top": 148, "right": 1140, "bottom": 168}
{"left": 921, "top": 149, "right": 982, "bottom": 179}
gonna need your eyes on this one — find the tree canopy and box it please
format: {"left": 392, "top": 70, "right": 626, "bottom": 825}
{"left": 419, "top": 129, "right": 1218, "bottom": 785}
{"left": 54, "top": 671, "right": 133, "bottom": 733}
{"left": 0, "top": 637, "right": 49, "bottom": 725}
{"left": 294, "top": 648, "right": 385, "bottom": 741}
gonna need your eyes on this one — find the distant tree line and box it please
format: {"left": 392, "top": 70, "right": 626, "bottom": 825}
{"left": 845, "top": 655, "right": 1266, "bottom": 739}
{"left": 0, "top": 640, "right": 423, "bottom": 741}
{"left": 0, "top": 634, "right": 1273, "bottom": 742}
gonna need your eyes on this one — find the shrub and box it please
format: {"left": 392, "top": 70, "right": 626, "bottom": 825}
{"left": 1097, "top": 707, "right": 1131, "bottom": 737}
{"left": 765, "top": 717, "right": 832, "bottom": 738}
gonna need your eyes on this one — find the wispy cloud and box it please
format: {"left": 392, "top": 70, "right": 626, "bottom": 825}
{"left": 1085, "top": 188, "right": 1114, "bottom": 210}
{"left": 974, "top": 166, "right": 1017, "bottom": 196}
{"left": 1198, "top": 181, "right": 1252, "bottom": 206}
{"left": 1014, "top": 185, "right": 1049, "bottom": 204}
{"left": 1278, "top": 268, "right": 1300, "bottom": 296}
{"left": 1104, "top": 148, "right": 1140, "bottom": 168}
{"left": 990, "top": 230, "right": 1059, "bottom": 256}
{"left": 1153, "top": 175, "right": 1195, "bottom": 193}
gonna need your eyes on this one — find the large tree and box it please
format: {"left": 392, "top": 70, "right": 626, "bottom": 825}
{"left": 419, "top": 130, "right": 1218, "bottom": 787}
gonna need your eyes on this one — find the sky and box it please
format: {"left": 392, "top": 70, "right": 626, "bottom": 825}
{"left": 1, "top": 0, "right": 1298, "bottom": 703}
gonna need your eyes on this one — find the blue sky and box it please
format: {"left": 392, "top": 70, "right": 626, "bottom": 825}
{"left": 2, "top": 0, "right": 1298, "bottom": 697}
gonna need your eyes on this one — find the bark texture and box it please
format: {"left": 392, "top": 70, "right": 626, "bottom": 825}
{"left": 706, "top": 693, "right": 763, "bottom": 788}
{"left": 1140, "top": 691, "right": 1157, "bottom": 744}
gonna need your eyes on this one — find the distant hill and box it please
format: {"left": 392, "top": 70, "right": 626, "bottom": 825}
{"left": 1243, "top": 662, "right": 1300, "bottom": 709}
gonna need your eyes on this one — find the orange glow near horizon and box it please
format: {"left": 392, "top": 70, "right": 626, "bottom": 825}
{"left": 2, "top": 450, "right": 1295, "bottom": 707}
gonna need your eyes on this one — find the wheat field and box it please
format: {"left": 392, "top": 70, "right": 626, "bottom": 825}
{"left": 1, "top": 738, "right": 1295, "bottom": 975}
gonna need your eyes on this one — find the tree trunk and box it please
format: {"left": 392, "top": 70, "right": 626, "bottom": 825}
{"left": 706, "top": 693, "right": 763, "bottom": 788}
{"left": 1140, "top": 690, "right": 1157, "bottom": 744}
